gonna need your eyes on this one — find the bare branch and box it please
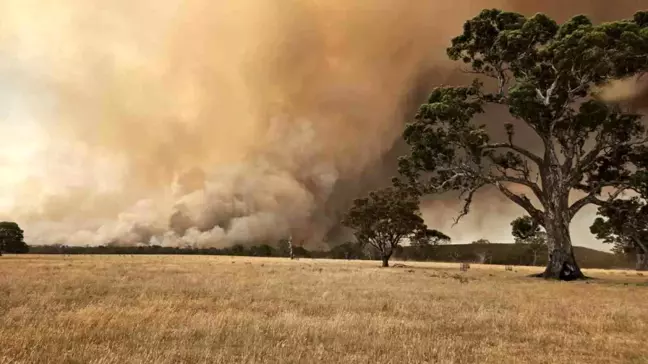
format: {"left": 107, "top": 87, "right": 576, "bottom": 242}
{"left": 569, "top": 185, "right": 628, "bottom": 220}
{"left": 388, "top": 234, "right": 404, "bottom": 253}
{"left": 427, "top": 171, "right": 467, "bottom": 192}
{"left": 461, "top": 62, "right": 510, "bottom": 98}
{"left": 571, "top": 146, "right": 607, "bottom": 186}
{"left": 483, "top": 154, "right": 545, "bottom": 205}
{"left": 459, "top": 67, "right": 484, "bottom": 76}
{"left": 495, "top": 181, "right": 545, "bottom": 224}
{"left": 497, "top": 175, "right": 545, "bottom": 206}
{"left": 453, "top": 184, "right": 484, "bottom": 226}
{"left": 535, "top": 76, "right": 560, "bottom": 106}
{"left": 484, "top": 143, "right": 543, "bottom": 166}
{"left": 570, "top": 135, "right": 648, "bottom": 187}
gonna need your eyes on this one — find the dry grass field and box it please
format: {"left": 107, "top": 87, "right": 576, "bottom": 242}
{"left": 0, "top": 255, "right": 647, "bottom": 364}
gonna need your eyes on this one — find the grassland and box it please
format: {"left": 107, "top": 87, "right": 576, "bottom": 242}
{"left": 1, "top": 255, "right": 647, "bottom": 364}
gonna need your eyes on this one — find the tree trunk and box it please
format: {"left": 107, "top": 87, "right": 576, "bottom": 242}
{"left": 636, "top": 254, "right": 647, "bottom": 271}
{"left": 381, "top": 255, "right": 390, "bottom": 267}
{"left": 532, "top": 250, "right": 538, "bottom": 266}
{"left": 535, "top": 152, "right": 585, "bottom": 280}
{"left": 632, "top": 238, "right": 648, "bottom": 271}
{"left": 539, "top": 215, "right": 585, "bottom": 280}
{"left": 288, "top": 237, "right": 294, "bottom": 260}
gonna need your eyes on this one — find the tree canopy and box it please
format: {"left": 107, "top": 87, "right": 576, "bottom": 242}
{"left": 412, "top": 228, "right": 451, "bottom": 246}
{"left": 398, "top": 9, "right": 648, "bottom": 280}
{"left": 590, "top": 198, "right": 648, "bottom": 270}
{"left": 511, "top": 216, "right": 547, "bottom": 266}
{"left": 471, "top": 238, "right": 492, "bottom": 245}
{"left": 590, "top": 161, "right": 648, "bottom": 270}
{"left": 342, "top": 186, "right": 437, "bottom": 267}
{"left": 0, "top": 221, "right": 28, "bottom": 255}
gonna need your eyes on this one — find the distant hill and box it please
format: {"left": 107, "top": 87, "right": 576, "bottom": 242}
{"left": 395, "top": 243, "right": 631, "bottom": 269}
{"left": 27, "top": 242, "right": 633, "bottom": 269}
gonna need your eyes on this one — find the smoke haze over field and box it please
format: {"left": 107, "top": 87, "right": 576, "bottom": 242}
{"left": 0, "top": 0, "right": 644, "bottom": 249}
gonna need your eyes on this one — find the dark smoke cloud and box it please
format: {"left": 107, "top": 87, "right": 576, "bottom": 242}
{"left": 0, "top": 0, "right": 643, "bottom": 250}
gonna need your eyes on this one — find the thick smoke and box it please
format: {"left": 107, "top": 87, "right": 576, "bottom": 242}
{"left": 0, "top": 0, "right": 470, "bottom": 248}
{"left": 0, "top": 0, "right": 644, "bottom": 249}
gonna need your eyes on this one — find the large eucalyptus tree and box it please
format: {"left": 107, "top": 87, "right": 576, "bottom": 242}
{"left": 399, "top": 10, "right": 648, "bottom": 279}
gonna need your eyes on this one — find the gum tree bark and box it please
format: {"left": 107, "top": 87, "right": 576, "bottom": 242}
{"left": 539, "top": 151, "right": 583, "bottom": 279}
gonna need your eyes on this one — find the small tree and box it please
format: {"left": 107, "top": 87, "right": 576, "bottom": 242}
{"left": 471, "top": 238, "right": 492, "bottom": 245}
{"left": 590, "top": 161, "right": 648, "bottom": 270}
{"left": 343, "top": 187, "right": 434, "bottom": 267}
{"left": 414, "top": 229, "right": 451, "bottom": 246}
{"left": 511, "top": 216, "right": 547, "bottom": 266}
{"left": 469, "top": 239, "right": 492, "bottom": 263}
{"left": 591, "top": 198, "right": 648, "bottom": 271}
{"left": 399, "top": 10, "right": 648, "bottom": 280}
{"left": 277, "top": 238, "right": 295, "bottom": 259}
{"left": 410, "top": 229, "right": 451, "bottom": 260}
{"left": 249, "top": 244, "right": 275, "bottom": 257}
{"left": 0, "top": 222, "right": 28, "bottom": 255}
{"left": 329, "top": 241, "right": 367, "bottom": 260}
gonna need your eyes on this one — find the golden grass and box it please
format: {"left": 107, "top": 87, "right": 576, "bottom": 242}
{"left": 1, "top": 255, "right": 647, "bottom": 364}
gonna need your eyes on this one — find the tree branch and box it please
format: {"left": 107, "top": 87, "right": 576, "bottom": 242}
{"left": 570, "top": 135, "right": 648, "bottom": 187}
{"left": 535, "top": 75, "right": 560, "bottom": 106}
{"left": 427, "top": 171, "right": 467, "bottom": 192}
{"left": 484, "top": 143, "right": 543, "bottom": 166}
{"left": 497, "top": 175, "right": 545, "bottom": 206}
{"left": 483, "top": 153, "right": 545, "bottom": 206}
{"left": 389, "top": 234, "right": 404, "bottom": 250}
{"left": 568, "top": 185, "right": 628, "bottom": 220}
{"left": 632, "top": 235, "right": 648, "bottom": 255}
{"left": 495, "top": 181, "right": 545, "bottom": 225}
{"left": 453, "top": 184, "right": 484, "bottom": 226}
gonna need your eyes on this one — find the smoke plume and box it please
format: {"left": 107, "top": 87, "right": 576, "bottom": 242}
{"left": 0, "top": 0, "right": 643, "bottom": 249}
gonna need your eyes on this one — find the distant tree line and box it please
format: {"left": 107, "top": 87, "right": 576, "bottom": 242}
{"left": 25, "top": 241, "right": 631, "bottom": 269}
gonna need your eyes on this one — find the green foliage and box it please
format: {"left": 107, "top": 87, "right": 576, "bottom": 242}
{"left": 399, "top": 9, "right": 648, "bottom": 268}
{"left": 248, "top": 244, "right": 276, "bottom": 257}
{"left": 0, "top": 221, "right": 28, "bottom": 254}
{"left": 412, "top": 229, "right": 451, "bottom": 246}
{"left": 229, "top": 244, "right": 247, "bottom": 256}
{"left": 328, "top": 242, "right": 366, "bottom": 260}
{"left": 590, "top": 152, "right": 648, "bottom": 269}
{"left": 511, "top": 216, "right": 541, "bottom": 240}
{"left": 342, "top": 186, "right": 438, "bottom": 266}
{"left": 277, "top": 239, "right": 292, "bottom": 257}
{"left": 511, "top": 216, "right": 547, "bottom": 265}
{"left": 591, "top": 198, "right": 648, "bottom": 257}
{"left": 409, "top": 229, "right": 451, "bottom": 261}
{"left": 292, "top": 246, "right": 311, "bottom": 258}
